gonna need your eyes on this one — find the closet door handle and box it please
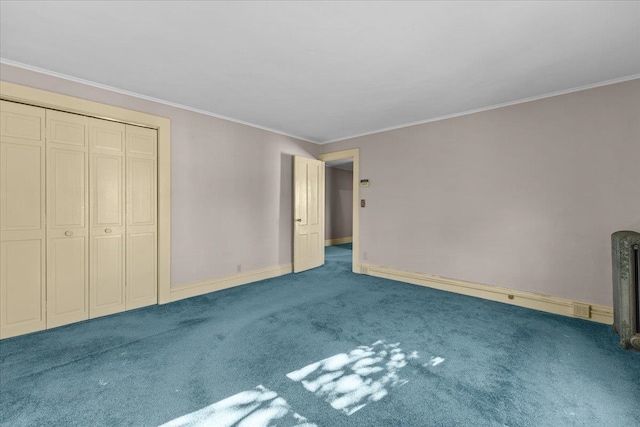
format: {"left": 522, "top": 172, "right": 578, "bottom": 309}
{"left": 105, "top": 228, "right": 112, "bottom": 234}
{"left": 65, "top": 230, "right": 73, "bottom": 237}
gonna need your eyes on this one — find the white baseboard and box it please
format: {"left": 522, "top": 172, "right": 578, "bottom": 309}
{"left": 360, "top": 263, "right": 613, "bottom": 324}
{"left": 325, "top": 236, "right": 353, "bottom": 246}
{"left": 170, "top": 263, "right": 293, "bottom": 302}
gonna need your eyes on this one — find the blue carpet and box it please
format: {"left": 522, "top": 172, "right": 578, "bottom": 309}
{"left": 1, "top": 244, "right": 638, "bottom": 426}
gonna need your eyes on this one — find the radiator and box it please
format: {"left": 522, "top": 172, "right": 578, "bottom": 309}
{"left": 612, "top": 231, "right": 640, "bottom": 350}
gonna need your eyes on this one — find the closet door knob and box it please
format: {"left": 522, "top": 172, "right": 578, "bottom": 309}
{"left": 105, "top": 228, "right": 112, "bottom": 234}
{"left": 65, "top": 230, "right": 73, "bottom": 237}
{"left": 296, "top": 219, "right": 302, "bottom": 222}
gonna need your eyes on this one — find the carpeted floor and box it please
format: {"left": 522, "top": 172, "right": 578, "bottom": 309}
{"left": 1, "top": 244, "right": 638, "bottom": 426}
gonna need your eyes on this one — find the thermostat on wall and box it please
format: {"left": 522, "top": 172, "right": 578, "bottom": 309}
{"left": 360, "top": 179, "right": 370, "bottom": 187}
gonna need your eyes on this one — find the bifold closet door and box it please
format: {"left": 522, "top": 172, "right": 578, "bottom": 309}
{"left": 0, "top": 101, "right": 47, "bottom": 339}
{"left": 46, "top": 110, "right": 89, "bottom": 328}
{"left": 1, "top": 104, "right": 157, "bottom": 337}
{"left": 89, "top": 118, "right": 126, "bottom": 318}
{"left": 126, "top": 125, "right": 157, "bottom": 309}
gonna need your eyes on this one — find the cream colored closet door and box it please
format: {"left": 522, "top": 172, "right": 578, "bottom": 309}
{"left": 0, "top": 101, "right": 46, "bottom": 339}
{"left": 293, "top": 156, "right": 325, "bottom": 273}
{"left": 46, "top": 110, "right": 89, "bottom": 328}
{"left": 126, "top": 125, "right": 157, "bottom": 309}
{"left": 89, "top": 118, "right": 126, "bottom": 318}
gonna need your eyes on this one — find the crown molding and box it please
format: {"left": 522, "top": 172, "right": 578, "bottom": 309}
{"left": 3, "top": 58, "right": 637, "bottom": 146}
{"left": 0, "top": 58, "right": 319, "bottom": 144}
{"left": 320, "top": 74, "right": 640, "bottom": 144}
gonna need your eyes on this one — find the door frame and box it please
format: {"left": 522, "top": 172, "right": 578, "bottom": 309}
{"left": 0, "top": 81, "right": 172, "bottom": 304}
{"left": 319, "top": 148, "right": 360, "bottom": 274}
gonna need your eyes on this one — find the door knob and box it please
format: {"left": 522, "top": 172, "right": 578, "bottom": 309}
{"left": 64, "top": 230, "right": 73, "bottom": 237}
{"left": 105, "top": 228, "right": 112, "bottom": 234}
{"left": 296, "top": 219, "right": 302, "bottom": 222}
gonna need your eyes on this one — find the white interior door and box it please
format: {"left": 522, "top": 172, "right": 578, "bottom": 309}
{"left": 46, "top": 110, "right": 89, "bottom": 328}
{"left": 89, "top": 118, "right": 126, "bottom": 318}
{"left": 293, "top": 156, "right": 325, "bottom": 273}
{"left": 0, "top": 101, "right": 47, "bottom": 339}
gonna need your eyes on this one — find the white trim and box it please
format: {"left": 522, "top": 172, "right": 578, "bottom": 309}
{"left": 0, "top": 58, "right": 317, "bottom": 144}
{"left": 360, "top": 263, "right": 613, "bottom": 324}
{"left": 320, "top": 74, "right": 640, "bottom": 144}
{"left": 170, "top": 264, "right": 293, "bottom": 302}
{"left": 319, "top": 149, "right": 360, "bottom": 274}
{"left": 325, "top": 237, "right": 353, "bottom": 246}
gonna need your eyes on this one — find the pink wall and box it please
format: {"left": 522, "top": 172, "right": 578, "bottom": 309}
{"left": 3, "top": 63, "right": 638, "bottom": 306}
{"left": 321, "top": 80, "right": 640, "bottom": 306}
{"left": 325, "top": 166, "right": 353, "bottom": 240}
{"left": 0, "top": 63, "right": 319, "bottom": 287}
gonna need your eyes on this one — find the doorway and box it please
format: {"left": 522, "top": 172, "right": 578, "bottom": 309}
{"left": 319, "top": 149, "right": 360, "bottom": 274}
{"left": 325, "top": 159, "right": 354, "bottom": 269}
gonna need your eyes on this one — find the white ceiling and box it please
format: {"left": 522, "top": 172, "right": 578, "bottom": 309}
{"left": 1, "top": 1, "right": 639, "bottom": 143}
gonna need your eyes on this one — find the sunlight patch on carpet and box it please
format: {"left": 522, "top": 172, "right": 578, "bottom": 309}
{"left": 158, "top": 385, "right": 316, "bottom": 427}
{"left": 425, "top": 356, "right": 445, "bottom": 367}
{"left": 286, "top": 340, "right": 433, "bottom": 416}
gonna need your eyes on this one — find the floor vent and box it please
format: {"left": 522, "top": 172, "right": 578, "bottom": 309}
{"left": 573, "top": 302, "right": 591, "bottom": 319}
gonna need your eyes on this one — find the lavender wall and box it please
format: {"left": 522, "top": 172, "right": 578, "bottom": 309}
{"left": 0, "top": 63, "right": 319, "bottom": 287}
{"left": 325, "top": 166, "right": 353, "bottom": 241}
{"left": 321, "top": 80, "right": 640, "bottom": 306}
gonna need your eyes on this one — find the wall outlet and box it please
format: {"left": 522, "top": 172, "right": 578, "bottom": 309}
{"left": 573, "top": 302, "right": 591, "bottom": 319}
{"left": 363, "top": 251, "right": 368, "bottom": 260}
{"left": 237, "top": 264, "right": 242, "bottom": 273}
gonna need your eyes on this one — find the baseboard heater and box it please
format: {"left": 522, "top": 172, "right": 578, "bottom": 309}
{"left": 612, "top": 231, "right": 640, "bottom": 350}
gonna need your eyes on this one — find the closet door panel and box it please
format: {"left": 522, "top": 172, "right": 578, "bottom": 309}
{"left": 48, "top": 115, "right": 87, "bottom": 147}
{"left": 92, "top": 123, "right": 124, "bottom": 152}
{"left": 0, "top": 101, "right": 46, "bottom": 339}
{"left": 129, "top": 157, "right": 156, "bottom": 225}
{"left": 127, "top": 232, "right": 156, "bottom": 305}
{"left": 1, "top": 240, "right": 43, "bottom": 331}
{"left": 48, "top": 237, "right": 86, "bottom": 315}
{"left": 91, "top": 234, "right": 124, "bottom": 315}
{"left": 94, "top": 155, "right": 124, "bottom": 225}
{"left": 89, "top": 118, "right": 125, "bottom": 318}
{"left": 47, "top": 110, "right": 89, "bottom": 328}
{"left": 1, "top": 144, "right": 43, "bottom": 234}
{"left": 49, "top": 149, "right": 86, "bottom": 228}
{"left": 128, "top": 131, "right": 156, "bottom": 156}
{"left": 126, "top": 125, "right": 157, "bottom": 309}
{"left": 1, "top": 108, "right": 42, "bottom": 143}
